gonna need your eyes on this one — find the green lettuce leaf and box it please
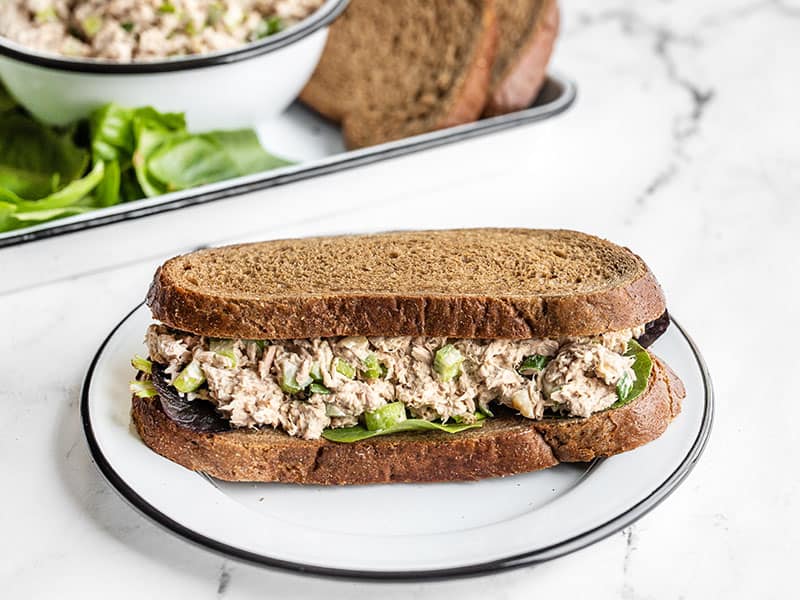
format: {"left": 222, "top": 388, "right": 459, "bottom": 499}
{"left": 93, "top": 159, "right": 120, "bottom": 207}
{"left": 0, "top": 82, "right": 17, "bottom": 113}
{"left": 132, "top": 106, "right": 186, "bottom": 132}
{"left": 0, "top": 200, "right": 16, "bottom": 230}
{"left": 0, "top": 113, "right": 89, "bottom": 199}
{"left": 119, "top": 169, "right": 144, "bottom": 202}
{"left": 611, "top": 340, "right": 653, "bottom": 409}
{"left": 89, "top": 104, "right": 135, "bottom": 165}
{"left": 0, "top": 160, "right": 104, "bottom": 212}
{"left": 0, "top": 205, "right": 93, "bottom": 232}
{"left": 131, "top": 117, "right": 178, "bottom": 197}
{"left": 0, "top": 97, "right": 293, "bottom": 232}
{"left": 146, "top": 133, "right": 241, "bottom": 191}
{"left": 321, "top": 418, "right": 485, "bottom": 443}
{"left": 204, "top": 130, "right": 293, "bottom": 174}
{"left": 144, "top": 130, "right": 293, "bottom": 193}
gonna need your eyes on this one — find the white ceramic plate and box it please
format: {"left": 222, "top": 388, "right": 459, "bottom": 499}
{"left": 81, "top": 305, "right": 713, "bottom": 580}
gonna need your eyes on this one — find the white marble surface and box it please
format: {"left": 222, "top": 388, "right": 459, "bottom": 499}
{"left": 2, "top": 0, "right": 799, "bottom": 597}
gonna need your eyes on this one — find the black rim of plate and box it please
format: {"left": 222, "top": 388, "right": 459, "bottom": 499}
{"left": 0, "top": 75, "right": 576, "bottom": 250}
{"left": 81, "top": 307, "right": 713, "bottom": 582}
{"left": 0, "top": 0, "right": 349, "bottom": 74}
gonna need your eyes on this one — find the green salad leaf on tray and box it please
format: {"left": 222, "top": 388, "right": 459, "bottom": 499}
{"left": 0, "top": 81, "right": 293, "bottom": 233}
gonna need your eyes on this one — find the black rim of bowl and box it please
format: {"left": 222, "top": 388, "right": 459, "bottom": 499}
{"left": 0, "top": 0, "right": 349, "bottom": 74}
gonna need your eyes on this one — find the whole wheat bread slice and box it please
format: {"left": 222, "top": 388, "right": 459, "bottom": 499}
{"left": 131, "top": 355, "right": 684, "bottom": 484}
{"left": 147, "top": 229, "right": 666, "bottom": 340}
{"left": 299, "top": 0, "right": 497, "bottom": 148}
{"left": 484, "top": 0, "right": 560, "bottom": 116}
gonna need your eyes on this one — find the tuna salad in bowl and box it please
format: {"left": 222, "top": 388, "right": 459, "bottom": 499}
{"left": 0, "top": 0, "right": 349, "bottom": 129}
{"left": 0, "top": 0, "right": 326, "bottom": 62}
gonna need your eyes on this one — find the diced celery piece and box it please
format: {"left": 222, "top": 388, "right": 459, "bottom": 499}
{"left": 81, "top": 15, "right": 103, "bottom": 37}
{"left": 364, "top": 402, "right": 407, "bottom": 431}
{"left": 361, "top": 354, "right": 383, "bottom": 380}
{"left": 278, "top": 362, "right": 303, "bottom": 394}
{"left": 433, "top": 344, "right": 464, "bottom": 381}
{"left": 209, "top": 338, "right": 237, "bottom": 368}
{"left": 131, "top": 355, "right": 152, "bottom": 374}
{"left": 130, "top": 380, "right": 158, "bottom": 398}
{"left": 310, "top": 383, "right": 331, "bottom": 395}
{"left": 325, "top": 403, "right": 346, "bottom": 417}
{"left": 174, "top": 360, "right": 205, "bottom": 393}
{"left": 333, "top": 358, "right": 355, "bottom": 379}
{"left": 309, "top": 362, "right": 323, "bottom": 382}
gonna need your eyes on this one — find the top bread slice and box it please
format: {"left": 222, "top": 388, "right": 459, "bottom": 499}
{"left": 147, "top": 229, "right": 666, "bottom": 340}
{"left": 484, "top": 0, "right": 560, "bottom": 116}
{"left": 299, "top": 0, "right": 497, "bottom": 148}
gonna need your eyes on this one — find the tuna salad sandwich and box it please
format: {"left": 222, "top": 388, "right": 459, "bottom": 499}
{"left": 130, "top": 229, "right": 685, "bottom": 484}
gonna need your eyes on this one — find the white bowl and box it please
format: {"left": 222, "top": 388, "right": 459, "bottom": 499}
{"left": 0, "top": 0, "right": 348, "bottom": 131}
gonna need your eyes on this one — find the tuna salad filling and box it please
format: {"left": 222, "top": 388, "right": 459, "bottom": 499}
{"left": 0, "top": 0, "right": 325, "bottom": 61}
{"left": 133, "top": 323, "right": 650, "bottom": 440}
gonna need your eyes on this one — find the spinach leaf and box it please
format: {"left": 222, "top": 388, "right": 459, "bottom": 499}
{"left": 131, "top": 118, "right": 174, "bottom": 197}
{"left": 119, "top": 169, "right": 144, "bottom": 202}
{"left": 611, "top": 340, "right": 653, "bottom": 409}
{"left": 142, "top": 129, "right": 293, "bottom": 193}
{"left": 0, "top": 200, "right": 16, "bottom": 231}
{"left": 321, "top": 418, "right": 485, "bottom": 443}
{"left": 0, "top": 83, "right": 16, "bottom": 113}
{"left": 518, "top": 354, "right": 551, "bottom": 375}
{"left": 0, "top": 206, "right": 93, "bottom": 232}
{"left": 0, "top": 160, "right": 105, "bottom": 211}
{"left": 93, "top": 159, "right": 120, "bottom": 207}
{"left": 90, "top": 104, "right": 188, "bottom": 202}
{"left": 0, "top": 113, "right": 89, "bottom": 199}
{"left": 146, "top": 133, "right": 241, "bottom": 191}
{"left": 89, "top": 104, "right": 135, "bottom": 165}
{"left": 132, "top": 106, "right": 186, "bottom": 131}
{"left": 0, "top": 96, "right": 293, "bottom": 232}
{"left": 205, "top": 130, "right": 293, "bottom": 174}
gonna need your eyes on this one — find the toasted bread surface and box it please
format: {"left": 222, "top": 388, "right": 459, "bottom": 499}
{"left": 300, "top": 0, "right": 497, "bottom": 148}
{"left": 131, "top": 356, "right": 684, "bottom": 484}
{"left": 484, "top": 0, "right": 560, "bottom": 116}
{"left": 147, "top": 229, "right": 666, "bottom": 340}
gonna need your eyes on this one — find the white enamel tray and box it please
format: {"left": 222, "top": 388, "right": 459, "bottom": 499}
{"left": 81, "top": 305, "right": 712, "bottom": 580}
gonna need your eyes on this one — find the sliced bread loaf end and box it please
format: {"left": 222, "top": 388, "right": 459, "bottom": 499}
{"left": 484, "top": 0, "right": 560, "bottom": 116}
{"left": 300, "top": 0, "right": 498, "bottom": 148}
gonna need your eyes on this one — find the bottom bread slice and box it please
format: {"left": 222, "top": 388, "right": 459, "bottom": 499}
{"left": 131, "top": 355, "right": 685, "bottom": 484}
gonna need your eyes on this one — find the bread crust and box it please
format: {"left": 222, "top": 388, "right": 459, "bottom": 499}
{"left": 131, "top": 356, "right": 684, "bottom": 484}
{"left": 146, "top": 229, "right": 666, "bottom": 340}
{"left": 484, "top": 0, "right": 560, "bottom": 116}
{"left": 438, "top": 0, "right": 498, "bottom": 129}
